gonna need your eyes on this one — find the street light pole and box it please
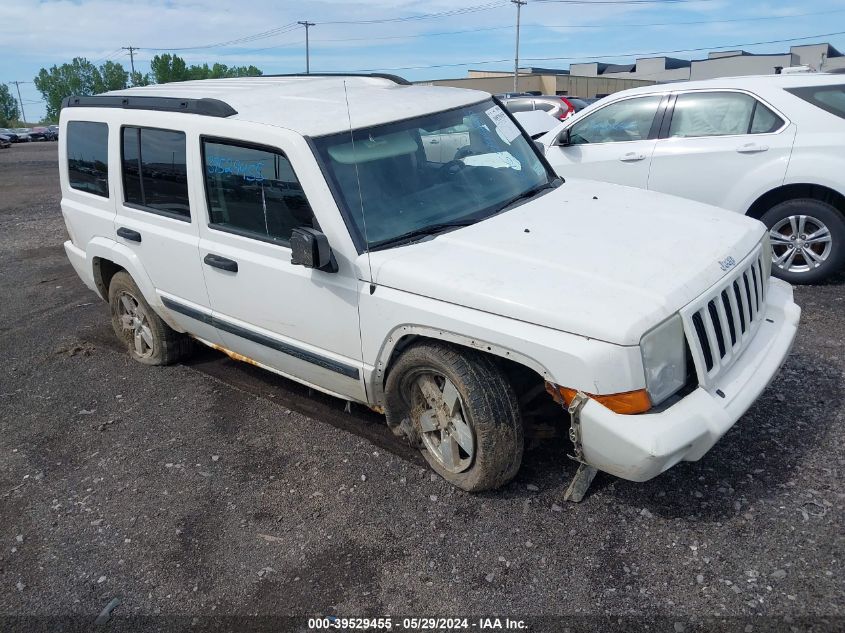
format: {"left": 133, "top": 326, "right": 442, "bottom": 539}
{"left": 298, "top": 21, "right": 315, "bottom": 74}
{"left": 512, "top": 0, "right": 527, "bottom": 93}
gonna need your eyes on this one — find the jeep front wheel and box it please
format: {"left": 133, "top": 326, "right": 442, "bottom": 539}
{"left": 384, "top": 343, "right": 523, "bottom": 492}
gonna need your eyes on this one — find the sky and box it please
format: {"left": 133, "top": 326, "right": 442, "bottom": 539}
{"left": 2, "top": 0, "right": 845, "bottom": 122}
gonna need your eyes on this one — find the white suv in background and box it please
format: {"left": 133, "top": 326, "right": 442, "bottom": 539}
{"left": 59, "top": 75, "right": 799, "bottom": 498}
{"left": 541, "top": 74, "right": 845, "bottom": 284}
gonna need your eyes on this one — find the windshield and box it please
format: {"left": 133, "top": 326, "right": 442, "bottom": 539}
{"left": 312, "top": 99, "right": 553, "bottom": 250}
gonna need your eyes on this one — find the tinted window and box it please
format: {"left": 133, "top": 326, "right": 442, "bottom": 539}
{"left": 67, "top": 121, "right": 109, "bottom": 197}
{"left": 787, "top": 84, "right": 845, "bottom": 120}
{"left": 750, "top": 101, "right": 783, "bottom": 133}
{"left": 203, "top": 141, "right": 315, "bottom": 244}
{"left": 669, "top": 92, "right": 783, "bottom": 138}
{"left": 122, "top": 127, "right": 190, "bottom": 219}
{"left": 569, "top": 95, "right": 662, "bottom": 144}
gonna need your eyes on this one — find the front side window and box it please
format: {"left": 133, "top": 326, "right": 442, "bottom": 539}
{"left": 669, "top": 92, "right": 784, "bottom": 138}
{"left": 203, "top": 140, "right": 315, "bottom": 245}
{"left": 122, "top": 127, "right": 190, "bottom": 219}
{"left": 786, "top": 84, "right": 845, "bottom": 120}
{"left": 569, "top": 95, "right": 662, "bottom": 145}
{"left": 312, "top": 100, "right": 554, "bottom": 251}
{"left": 67, "top": 121, "right": 109, "bottom": 197}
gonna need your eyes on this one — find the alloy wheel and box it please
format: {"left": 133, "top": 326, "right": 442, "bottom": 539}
{"left": 411, "top": 373, "right": 475, "bottom": 474}
{"left": 769, "top": 214, "right": 832, "bottom": 274}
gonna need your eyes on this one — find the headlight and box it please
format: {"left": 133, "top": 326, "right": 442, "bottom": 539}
{"left": 640, "top": 314, "right": 687, "bottom": 406}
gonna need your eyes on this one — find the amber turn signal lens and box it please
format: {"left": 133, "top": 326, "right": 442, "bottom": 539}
{"left": 545, "top": 383, "right": 652, "bottom": 415}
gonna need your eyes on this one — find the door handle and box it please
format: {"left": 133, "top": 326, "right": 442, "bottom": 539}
{"left": 203, "top": 253, "right": 238, "bottom": 273}
{"left": 619, "top": 152, "right": 647, "bottom": 162}
{"left": 736, "top": 143, "right": 769, "bottom": 154}
{"left": 117, "top": 227, "right": 141, "bottom": 242}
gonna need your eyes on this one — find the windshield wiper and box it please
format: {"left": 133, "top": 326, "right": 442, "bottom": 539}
{"left": 369, "top": 219, "right": 477, "bottom": 250}
{"left": 497, "top": 181, "right": 557, "bottom": 214}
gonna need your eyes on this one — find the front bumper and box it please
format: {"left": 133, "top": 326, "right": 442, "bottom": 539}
{"left": 578, "top": 277, "right": 800, "bottom": 482}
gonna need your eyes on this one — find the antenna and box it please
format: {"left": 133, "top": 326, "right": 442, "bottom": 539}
{"left": 342, "top": 80, "right": 376, "bottom": 295}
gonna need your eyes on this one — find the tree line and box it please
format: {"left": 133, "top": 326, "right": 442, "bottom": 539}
{"left": 30, "top": 54, "right": 262, "bottom": 123}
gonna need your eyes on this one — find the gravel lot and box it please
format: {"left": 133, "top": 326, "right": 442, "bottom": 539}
{"left": 0, "top": 142, "right": 843, "bottom": 631}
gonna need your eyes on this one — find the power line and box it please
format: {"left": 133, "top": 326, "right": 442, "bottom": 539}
{"left": 341, "top": 30, "right": 845, "bottom": 72}
{"left": 303, "top": 9, "right": 845, "bottom": 44}
{"left": 134, "top": 3, "right": 508, "bottom": 52}
{"left": 534, "top": 0, "right": 718, "bottom": 4}
{"left": 317, "top": 2, "right": 507, "bottom": 25}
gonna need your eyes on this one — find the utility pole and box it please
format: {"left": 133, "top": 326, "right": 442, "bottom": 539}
{"left": 511, "top": 0, "right": 527, "bottom": 93}
{"left": 122, "top": 46, "right": 138, "bottom": 83}
{"left": 297, "top": 21, "right": 315, "bottom": 74}
{"left": 7, "top": 81, "right": 29, "bottom": 124}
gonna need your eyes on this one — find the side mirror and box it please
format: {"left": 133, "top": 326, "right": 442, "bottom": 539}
{"left": 533, "top": 139, "right": 546, "bottom": 155}
{"left": 558, "top": 127, "right": 572, "bottom": 147}
{"left": 290, "top": 227, "right": 337, "bottom": 273}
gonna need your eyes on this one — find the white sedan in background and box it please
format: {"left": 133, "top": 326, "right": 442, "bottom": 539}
{"left": 539, "top": 74, "right": 845, "bottom": 284}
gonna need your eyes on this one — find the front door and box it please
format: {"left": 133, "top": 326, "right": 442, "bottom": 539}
{"left": 544, "top": 94, "right": 664, "bottom": 189}
{"left": 195, "top": 132, "right": 365, "bottom": 401}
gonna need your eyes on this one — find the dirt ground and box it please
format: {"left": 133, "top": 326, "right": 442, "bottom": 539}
{"left": 0, "top": 142, "right": 843, "bottom": 632}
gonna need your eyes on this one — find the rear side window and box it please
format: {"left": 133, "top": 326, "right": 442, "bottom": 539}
{"left": 122, "top": 127, "right": 190, "bottom": 220}
{"left": 202, "top": 139, "right": 315, "bottom": 245}
{"left": 67, "top": 121, "right": 109, "bottom": 198}
{"left": 669, "top": 92, "right": 784, "bottom": 137}
{"left": 786, "top": 84, "right": 845, "bottom": 120}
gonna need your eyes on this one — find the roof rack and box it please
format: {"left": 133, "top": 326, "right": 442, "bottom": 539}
{"left": 260, "top": 72, "right": 412, "bottom": 86}
{"left": 61, "top": 95, "right": 238, "bottom": 118}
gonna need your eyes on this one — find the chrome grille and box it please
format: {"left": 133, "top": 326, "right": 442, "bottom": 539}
{"left": 681, "top": 245, "right": 769, "bottom": 387}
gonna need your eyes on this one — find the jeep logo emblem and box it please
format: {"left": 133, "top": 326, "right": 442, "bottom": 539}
{"left": 719, "top": 256, "right": 737, "bottom": 272}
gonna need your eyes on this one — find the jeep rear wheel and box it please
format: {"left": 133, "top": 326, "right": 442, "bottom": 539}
{"left": 761, "top": 199, "right": 845, "bottom": 284}
{"left": 384, "top": 343, "right": 523, "bottom": 492}
{"left": 108, "top": 271, "right": 191, "bottom": 365}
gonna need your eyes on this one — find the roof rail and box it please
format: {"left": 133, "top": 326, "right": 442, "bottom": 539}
{"left": 261, "top": 72, "right": 412, "bottom": 85}
{"left": 60, "top": 95, "right": 238, "bottom": 117}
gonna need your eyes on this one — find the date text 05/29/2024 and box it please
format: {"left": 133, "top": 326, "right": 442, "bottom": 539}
{"left": 307, "top": 617, "right": 528, "bottom": 630}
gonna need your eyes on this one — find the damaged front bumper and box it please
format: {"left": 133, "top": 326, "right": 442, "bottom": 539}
{"left": 574, "top": 277, "right": 800, "bottom": 482}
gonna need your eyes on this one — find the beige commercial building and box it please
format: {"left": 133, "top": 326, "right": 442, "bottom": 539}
{"left": 418, "top": 67, "right": 654, "bottom": 98}
{"left": 420, "top": 42, "right": 845, "bottom": 98}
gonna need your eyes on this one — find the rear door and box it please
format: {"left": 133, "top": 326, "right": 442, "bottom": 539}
{"left": 115, "top": 122, "right": 222, "bottom": 345}
{"left": 648, "top": 90, "right": 795, "bottom": 211}
{"left": 544, "top": 93, "right": 666, "bottom": 188}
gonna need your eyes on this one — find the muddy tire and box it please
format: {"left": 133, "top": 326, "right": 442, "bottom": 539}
{"left": 108, "top": 271, "right": 191, "bottom": 365}
{"left": 761, "top": 198, "right": 845, "bottom": 285}
{"left": 384, "top": 342, "right": 523, "bottom": 492}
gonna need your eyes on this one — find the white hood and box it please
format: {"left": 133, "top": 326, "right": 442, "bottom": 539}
{"left": 364, "top": 179, "right": 765, "bottom": 346}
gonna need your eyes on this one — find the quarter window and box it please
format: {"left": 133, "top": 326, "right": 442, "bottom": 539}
{"left": 121, "top": 127, "right": 190, "bottom": 219}
{"left": 568, "top": 95, "right": 662, "bottom": 145}
{"left": 786, "top": 85, "right": 845, "bottom": 120}
{"left": 67, "top": 121, "right": 109, "bottom": 197}
{"left": 202, "top": 140, "right": 315, "bottom": 245}
{"left": 669, "top": 92, "right": 784, "bottom": 138}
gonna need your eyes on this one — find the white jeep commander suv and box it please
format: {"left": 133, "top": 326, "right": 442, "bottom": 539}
{"left": 542, "top": 73, "right": 845, "bottom": 284}
{"left": 59, "top": 74, "right": 800, "bottom": 496}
